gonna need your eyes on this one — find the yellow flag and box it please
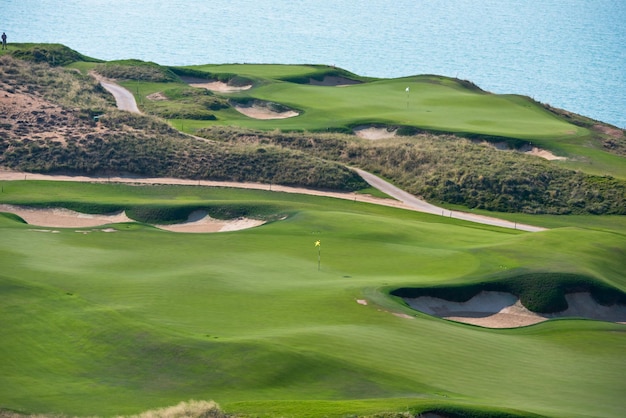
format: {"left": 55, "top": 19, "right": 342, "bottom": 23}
{"left": 315, "top": 240, "right": 321, "bottom": 247}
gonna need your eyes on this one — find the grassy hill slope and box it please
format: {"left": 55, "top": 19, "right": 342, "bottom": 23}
{"left": 0, "top": 181, "right": 625, "bottom": 417}
{"left": 1, "top": 45, "right": 625, "bottom": 215}
{"left": 1, "top": 44, "right": 626, "bottom": 418}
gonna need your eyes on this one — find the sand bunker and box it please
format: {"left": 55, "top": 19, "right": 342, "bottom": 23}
{"left": 233, "top": 103, "right": 299, "bottom": 120}
{"left": 354, "top": 125, "right": 397, "bottom": 140}
{"left": 476, "top": 141, "right": 566, "bottom": 161}
{"left": 520, "top": 145, "right": 567, "bottom": 160}
{"left": 154, "top": 210, "right": 265, "bottom": 233}
{"left": 404, "top": 291, "right": 626, "bottom": 328}
{"left": 0, "top": 204, "right": 132, "bottom": 228}
{"left": 181, "top": 76, "right": 252, "bottom": 93}
{"left": 0, "top": 205, "right": 264, "bottom": 233}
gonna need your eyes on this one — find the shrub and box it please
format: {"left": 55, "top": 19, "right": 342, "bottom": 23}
{"left": 95, "top": 60, "right": 179, "bottom": 82}
{"left": 10, "top": 43, "right": 99, "bottom": 66}
{"left": 196, "top": 127, "right": 626, "bottom": 215}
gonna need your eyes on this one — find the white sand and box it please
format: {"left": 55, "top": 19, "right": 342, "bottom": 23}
{"left": 522, "top": 146, "right": 567, "bottom": 160}
{"left": 476, "top": 141, "right": 566, "bottom": 161}
{"left": 0, "top": 204, "right": 132, "bottom": 228}
{"left": 0, "top": 205, "right": 264, "bottom": 233}
{"left": 354, "top": 126, "right": 397, "bottom": 140}
{"left": 181, "top": 76, "right": 252, "bottom": 93}
{"left": 405, "top": 291, "right": 626, "bottom": 328}
{"left": 154, "top": 210, "right": 264, "bottom": 233}
{"left": 234, "top": 104, "right": 299, "bottom": 120}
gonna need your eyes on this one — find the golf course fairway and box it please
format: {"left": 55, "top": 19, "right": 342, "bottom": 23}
{"left": 1, "top": 180, "right": 625, "bottom": 417}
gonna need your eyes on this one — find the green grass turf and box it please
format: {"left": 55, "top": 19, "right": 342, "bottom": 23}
{"left": 118, "top": 63, "right": 626, "bottom": 179}
{"left": 134, "top": 72, "right": 584, "bottom": 141}
{"left": 1, "top": 181, "right": 625, "bottom": 417}
{"left": 185, "top": 63, "right": 355, "bottom": 80}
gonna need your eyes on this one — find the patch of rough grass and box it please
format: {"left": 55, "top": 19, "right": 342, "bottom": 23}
{"left": 95, "top": 60, "right": 179, "bottom": 83}
{"left": 121, "top": 400, "right": 225, "bottom": 418}
{"left": 0, "top": 401, "right": 225, "bottom": 418}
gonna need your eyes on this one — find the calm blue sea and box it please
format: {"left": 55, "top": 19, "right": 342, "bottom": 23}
{"left": 4, "top": 0, "right": 625, "bottom": 128}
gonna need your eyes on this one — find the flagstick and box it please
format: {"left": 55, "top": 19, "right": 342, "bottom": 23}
{"left": 406, "top": 86, "right": 410, "bottom": 109}
{"left": 314, "top": 240, "right": 321, "bottom": 271}
{"left": 318, "top": 246, "right": 321, "bottom": 271}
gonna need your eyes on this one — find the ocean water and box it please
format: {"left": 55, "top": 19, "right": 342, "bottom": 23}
{"left": 3, "top": 0, "right": 625, "bottom": 128}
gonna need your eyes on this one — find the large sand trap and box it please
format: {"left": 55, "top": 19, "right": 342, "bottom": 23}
{"left": 0, "top": 204, "right": 132, "bottom": 228}
{"left": 154, "top": 210, "right": 264, "bottom": 233}
{"left": 0, "top": 205, "right": 264, "bottom": 233}
{"left": 354, "top": 126, "right": 397, "bottom": 140}
{"left": 404, "top": 291, "right": 626, "bottom": 328}
{"left": 234, "top": 103, "right": 299, "bottom": 120}
{"left": 181, "top": 76, "right": 252, "bottom": 93}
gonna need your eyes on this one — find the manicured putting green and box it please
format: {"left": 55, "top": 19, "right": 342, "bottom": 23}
{"left": 138, "top": 64, "right": 586, "bottom": 140}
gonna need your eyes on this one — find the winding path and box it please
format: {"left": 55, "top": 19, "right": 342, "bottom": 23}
{"left": 91, "top": 72, "right": 140, "bottom": 113}
{"left": 354, "top": 169, "right": 544, "bottom": 232}
{"left": 1, "top": 75, "right": 543, "bottom": 233}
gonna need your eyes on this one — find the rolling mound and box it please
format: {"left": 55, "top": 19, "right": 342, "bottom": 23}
{"left": 308, "top": 75, "right": 361, "bottom": 86}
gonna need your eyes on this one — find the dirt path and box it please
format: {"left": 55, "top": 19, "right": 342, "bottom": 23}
{"left": 91, "top": 72, "right": 140, "bottom": 113}
{"left": 354, "top": 169, "right": 545, "bottom": 232}
{"left": 81, "top": 77, "right": 545, "bottom": 232}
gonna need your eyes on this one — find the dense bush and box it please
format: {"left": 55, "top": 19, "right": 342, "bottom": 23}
{"left": 197, "top": 127, "right": 626, "bottom": 215}
{"left": 95, "top": 60, "right": 179, "bottom": 82}
{"left": 0, "top": 54, "right": 112, "bottom": 110}
{"left": 9, "top": 43, "right": 99, "bottom": 66}
{"left": 169, "top": 66, "right": 254, "bottom": 87}
{"left": 141, "top": 86, "right": 229, "bottom": 120}
{"left": 0, "top": 107, "right": 366, "bottom": 192}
